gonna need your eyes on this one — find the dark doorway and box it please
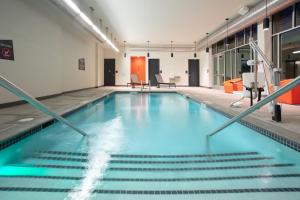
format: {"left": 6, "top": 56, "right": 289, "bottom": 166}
{"left": 188, "top": 59, "right": 200, "bottom": 87}
{"left": 148, "top": 59, "right": 160, "bottom": 86}
{"left": 104, "top": 59, "right": 115, "bottom": 86}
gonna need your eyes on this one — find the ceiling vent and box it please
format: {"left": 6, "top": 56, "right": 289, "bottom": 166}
{"left": 238, "top": 6, "right": 249, "bottom": 16}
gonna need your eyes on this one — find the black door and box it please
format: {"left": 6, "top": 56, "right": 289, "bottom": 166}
{"left": 148, "top": 59, "right": 160, "bottom": 86}
{"left": 104, "top": 59, "right": 115, "bottom": 86}
{"left": 188, "top": 59, "right": 200, "bottom": 86}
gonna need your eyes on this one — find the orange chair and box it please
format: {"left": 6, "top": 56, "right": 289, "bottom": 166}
{"left": 277, "top": 79, "right": 300, "bottom": 105}
{"left": 224, "top": 78, "right": 243, "bottom": 94}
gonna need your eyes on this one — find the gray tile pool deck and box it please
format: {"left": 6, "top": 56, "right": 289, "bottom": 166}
{"left": 0, "top": 86, "right": 299, "bottom": 150}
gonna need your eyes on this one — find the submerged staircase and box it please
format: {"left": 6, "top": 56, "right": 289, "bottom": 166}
{"left": 0, "top": 150, "right": 300, "bottom": 199}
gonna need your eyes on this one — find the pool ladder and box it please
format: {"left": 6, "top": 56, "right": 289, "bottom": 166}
{"left": 0, "top": 74, "right": 87, "bottom": 137}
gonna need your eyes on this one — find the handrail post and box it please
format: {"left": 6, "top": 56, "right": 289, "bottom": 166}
{"left": 207, "top": 76, "right": 300, "bottom": 137}
{"left": 0, "top": 74, "right": 87, "bottom": 137}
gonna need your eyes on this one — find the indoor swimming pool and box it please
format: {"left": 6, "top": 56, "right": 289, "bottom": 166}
{"left": 0, "top": 92, "right": 299, "bottom": 200}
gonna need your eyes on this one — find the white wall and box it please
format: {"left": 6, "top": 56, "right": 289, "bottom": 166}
{"left": 257, "top": 21, "right": 273, "bottom": 83}
{"left": 199, "top": 50, "right": 213, "bottom": 87}
{"left": 104, "top": 49, "right": 212, "bottom": 87}
{"left": 0, "top": 0, "right": 104, "bottom": 104}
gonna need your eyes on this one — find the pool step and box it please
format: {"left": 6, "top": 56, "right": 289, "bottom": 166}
{"left": 9, "top": 163, "right": 294, "bottom": 171}
{"left": 31, "top": 155, "right": 274, "bottom": 164}
{"left": 1, "top": 173, "right": 300, "bottom": 182}
{"left": 1, "top": 149, "right": 300, "bottom": 197}
{"left": 37, "top": 150, "right": 260, "bottom": 158}
{"left": 1, "top": 173, "right": 300, "bottom": 191}
{"left": 0, "top": 186, "right": 299, "bottom": 194}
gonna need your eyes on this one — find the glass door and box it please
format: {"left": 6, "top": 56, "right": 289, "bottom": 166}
{"left": 218, "top": 54, "right": 225, "bottom": 86}
{"left": 213, "top": 57, "right": 218, "bottom": 85}
{"left": 225, "top": 51, "right": 231, "bottom": 81}
{"left": 213, "top": 54, "right": 225, "bottom": 86}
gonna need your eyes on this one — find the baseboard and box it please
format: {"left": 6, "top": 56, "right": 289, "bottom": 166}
{"left": 0, "top": 86, "right": 100, "bottom": 109}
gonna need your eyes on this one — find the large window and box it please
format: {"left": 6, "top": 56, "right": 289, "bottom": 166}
{"left": 227, "top": 35, "right": 235, "bottom": 50}
{"left": 272, "top": 3, "right": 300, "bottom": 80}
{"left": 272, "top": 35, "right": 278, "bottom": 68}
{"left": 296, "top": 3, "right": 300, "bottom": 26}
{"left": 245, "top": 27, "right": 251, "bottom": 43}
{"left": 236, "top": 46, "right": 251, "bottom": 78}
{"left": 272, "top": 6, "right": 293, "bottom": 34}
{"left": 280, "top": 28, "right": 300, "bottom": 79}
{"left": 236, "top": 30, "right": 245, "bottom": 46}
{"left": 217, "top": 40, "right": 225, "bottom": 53}
{"left": 211, "top": 23, "right": 257, "bottom": 85}
{"left": 252, "top": 24, "right": 257, "bottom": 41}
{"left": 212, "top": 44, "right": 217, "bottom": 55}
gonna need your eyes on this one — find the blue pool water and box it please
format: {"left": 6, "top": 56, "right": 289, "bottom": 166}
{"left": 0, "top": 92, "right": 300, "bottom": 200}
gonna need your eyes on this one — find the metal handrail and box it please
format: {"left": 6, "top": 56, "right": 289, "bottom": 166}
{"left": 207, "top": 76, "right": 300, "bottom": 137}
{"left": 0, "top": 74, "right": 87, "bottom": 137}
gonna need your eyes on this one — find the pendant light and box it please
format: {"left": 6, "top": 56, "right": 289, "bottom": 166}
{"left": 194, "top": 41, "right": 197, "bottom": 58}
{"left": 99, "top": 18, "right": 103, "bottom": 32}
{"left": 263, "top": 0, "right": 270, "bottom": 31}
{"left": 123, "top": 41, "right": 126, "bottom": 58}
{"left": 147, "top": 41, "right": 150, "bottom": 57}
{"left": 225, "top": 18, "right": 229, "bottom": 47}
{"left": 206, "top": 33, "right": 209, "bottom": 53}
{"left": 171, "top": 41, "right": 174, "bottom": 57}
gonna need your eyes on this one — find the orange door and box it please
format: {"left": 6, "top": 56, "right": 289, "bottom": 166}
{"left": 131, "top": 56, "right": 146, "bottom": 82}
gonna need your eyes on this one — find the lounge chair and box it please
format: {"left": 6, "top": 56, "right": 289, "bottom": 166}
{"left": 127, "top": 74, "right": 149, "bottom": 88}
{"left": 155, "top": 74, "right": 176, "bottom": 88}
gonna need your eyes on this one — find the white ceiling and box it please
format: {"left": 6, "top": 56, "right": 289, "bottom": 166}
{"left": 91, "top": 0, "right": 260, "bottom": 45}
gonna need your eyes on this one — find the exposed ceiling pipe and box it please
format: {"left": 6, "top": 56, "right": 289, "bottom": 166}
{"left": 197, "top": 0, "right": 296, "bottom": 50}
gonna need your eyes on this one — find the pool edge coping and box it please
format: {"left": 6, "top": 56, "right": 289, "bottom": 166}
{"left": 0, "top": 90, "right": 299, "bottom": 153}
{"left": 177, "top": 91, "right": 300, "bottom": 153}
{"left": 0, "top": 90, "right": 115, "bottom": 151}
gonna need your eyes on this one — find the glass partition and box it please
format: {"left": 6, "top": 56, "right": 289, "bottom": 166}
{"left": 212, "top": 44, "right": 217, "bottom": 55}
{"left": 252, "top": 24, "right": 257, "bottom": 41}
{"left": 236, "top": 45, "right": 251, "bottom": 78}
{"left": 217, "top": 40, "right": 225, "bottom": 53}
{"left": 281, "top": 27, "right": 300, "bottom": 79}
{"left": 227, "top": 36, "right": 235, "bottom": 50}
{"left": 245, "top": 27, "right": 251, "bottom": 43}
{"left": 296, "top": 3, "right": 300, "bottom": 26}
{"left": 236, "top": 30, "right": 245, "bottom": 47}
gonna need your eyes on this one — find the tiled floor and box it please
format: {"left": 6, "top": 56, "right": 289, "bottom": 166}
{"left": 0, "top": 86, "right": 299, "bottom": 146}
